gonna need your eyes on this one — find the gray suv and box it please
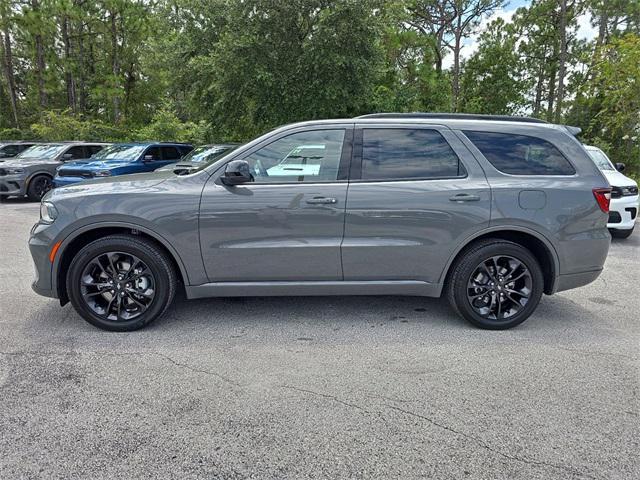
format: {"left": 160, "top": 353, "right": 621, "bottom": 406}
{"left": 0, "top": 142, "right": 109, "bottom": 201}
{"left": 29, "top": 114, "right": 612, "bottom": 331}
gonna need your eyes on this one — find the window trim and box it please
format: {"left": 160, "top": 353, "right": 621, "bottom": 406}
{"left": 462, "top": 129, "right": 578, "bottom": 177}
{"left": 350, "top": 126, "right": 469, "bottom": 183}
{"left": 223, "top": 127, "right": 353, "bottom": 185}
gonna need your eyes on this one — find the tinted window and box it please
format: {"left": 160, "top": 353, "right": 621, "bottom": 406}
{"left": 243, "top": 129, "right": 345, "bottom": 183}
{"left": 88, "top": 145, "right": 105, "bottom": 156}
{"left": 2, "top": 145, "right": 21, "bottom": 155}
{"left": 464, "top": 131, "right": 575, "bottom": 175}
{"left": 361, "top": 129, "right": 464, "bottom": 180}
{"left": 144, "top": 147, "right": 162, "bottom": 161}
{"left": 161, "top": 146, "right": 181, "bottom": 160}
{"left": 65, "top": 146, "right": 87, "bottom": 160}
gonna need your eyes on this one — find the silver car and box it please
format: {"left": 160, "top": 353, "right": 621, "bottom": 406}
{"left": 29, "top": 114, "right": 612, "bottom": 331}
{"left": 0, "top": 142, "right": 109, "bottom": 201}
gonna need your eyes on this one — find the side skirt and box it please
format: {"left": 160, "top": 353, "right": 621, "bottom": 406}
{"left": 185, "top": 280, "right": 443, "bottom": 299}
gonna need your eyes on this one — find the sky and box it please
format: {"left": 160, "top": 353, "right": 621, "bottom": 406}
{"left": 441, "top": 0, "right": 598, "bottom": 69}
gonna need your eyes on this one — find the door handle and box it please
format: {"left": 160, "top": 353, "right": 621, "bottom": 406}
{"left": 306, "top": 197, "right": 338, "bottom": 205}
{"left": 449, "top": 193, "right": 481, "bottom": 202}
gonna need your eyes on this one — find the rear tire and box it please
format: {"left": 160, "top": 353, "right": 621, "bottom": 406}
{"left": 446, "top": 239, "right": 544, "bottom": 330}
{"left": 27, "top": 174, "right": 53, "bottom": 201}
{"left": 609, "top": 227, "right": 634, "bottom": 239}
{"left": 66, "top": 235, "right": 177, "bottom": 331}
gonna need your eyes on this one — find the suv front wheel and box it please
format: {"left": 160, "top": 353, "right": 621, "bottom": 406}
{"left": 447, "top": 240, "right": 544, "bottom": 329}
{"left": 66, "top": 235, "right": 177, "bottom": 331}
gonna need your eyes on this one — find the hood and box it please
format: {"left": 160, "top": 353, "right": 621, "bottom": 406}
{"left": 60, "top": 158, "right": 133, "bottom": 170}
{"left": 46, "top": 171, "right": 173, "bottom": 201}
{"left": 601, "top": 169, "right": 637, "bottom": 187}
{"left": 1, "top": 157, "right": 58, "bottom": 167}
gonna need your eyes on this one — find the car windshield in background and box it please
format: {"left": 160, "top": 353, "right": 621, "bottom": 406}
{"left": 182, "top": 145, "right": 237, "bottom": 165}
{"left": 91, "top": 145, "right": 146, "bottom": 161}
{"left": 587, "top": 148, "right": 615, "bottom": 171}
{"left": 16, "top": 144, "right": 66, "bottom": 159}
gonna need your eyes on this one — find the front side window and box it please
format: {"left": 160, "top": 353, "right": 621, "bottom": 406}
{"left": 361, "top": 129, "right": 464, "bottom": 181}
{"left": 161, "top": 146, "right": 181, "bottom": 160}
{"left": 464, "top": 131, "right": 576, "bottom": 175}
{"left": 64, "top": 146, "right": 87, "bottom": 159}
{"left": 243, "top": 129, "right": 345, "bottom": 183}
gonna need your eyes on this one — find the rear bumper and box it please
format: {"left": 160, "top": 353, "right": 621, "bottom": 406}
{"left": 608, "top": 195, "right": 638, "bottom": 230}
{"left": 554, "top": 269, "right": 603, "bottom": 294}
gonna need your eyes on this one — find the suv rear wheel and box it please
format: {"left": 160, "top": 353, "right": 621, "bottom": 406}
{"left": 66, "top": 235, "right": 177, "bottom": 331}
{"left": 447, "top": 239, "right": 544, "bottom": 329}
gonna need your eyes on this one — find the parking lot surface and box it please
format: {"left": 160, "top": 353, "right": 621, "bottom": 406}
{"left": 1, "top": 198, "right": 638, "bottom": 479}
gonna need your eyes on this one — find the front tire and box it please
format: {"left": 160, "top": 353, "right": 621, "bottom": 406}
{"left": 609, "top": 226, "right": 634, "bottom": 239}
{"left": 27, "top": 174, "right": 53, "bottom": 201}
{"left": 66, "top": 235, "right": 177, "bottom": 331}
{"left": 447, "top": 240, "right": 544, "bottom": 330}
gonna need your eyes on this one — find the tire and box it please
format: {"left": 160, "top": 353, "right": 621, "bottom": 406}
{"left": 446, "top": 239, "right": 544, "bottom": 330}
{"left": 27, "top": 174, "right": 53, "bottom": 201}
{"left": 66, "top": 235, "right": 177, "bottom": 331}
{"left": 609, "top": 226, "right": 634, "bottom": 239}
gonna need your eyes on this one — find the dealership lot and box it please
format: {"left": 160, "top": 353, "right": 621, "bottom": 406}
{"left": 1, "top": 199, "right": 638, "bottom": 479}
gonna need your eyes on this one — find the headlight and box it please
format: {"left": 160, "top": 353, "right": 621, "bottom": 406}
{"left": 94, "top": 170, "right": 112, "bottom": 177}
{"left": 40, "top": 201, "right": 58, "bottom": 224}
{"left": 6, "top": 168, "right": 24, "bottom": 174}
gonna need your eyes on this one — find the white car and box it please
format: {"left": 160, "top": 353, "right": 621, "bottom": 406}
{"left": 585, "top": 145, "right": 638, "bottom": 238}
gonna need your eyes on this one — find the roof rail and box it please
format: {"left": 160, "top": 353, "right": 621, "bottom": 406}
{"left": 356, "top": 112, "right": 549, "bottom": 124}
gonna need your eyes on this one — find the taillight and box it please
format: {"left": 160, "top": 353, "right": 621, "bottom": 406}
{"left": 593, "top": 188, "right": 612, "bottom": 213}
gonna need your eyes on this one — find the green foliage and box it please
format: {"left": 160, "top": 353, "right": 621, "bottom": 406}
{"left": 29, "top": 111, "right": 129, "bottom": 142}
{"left": 133, "top": 109, "right": 212, "bottom": 144}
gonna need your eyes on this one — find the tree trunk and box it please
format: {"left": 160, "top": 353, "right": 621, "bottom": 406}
{"left": 110, "top": 9, "right": 120, "bottom": 123}
{"left": 31, "top": 0, "right": 47, "bottom": 108}
{"left": 546, "top": 66, "right": 556, "bottom": 122}
{"left": 452, "top": 30, "right": 462, "bottom": 112}
{"left": 554, "top": 0, "right": 568, "bottom": 123}
{"left": 533, "top": 66, "right": 544, "bottom": 116}
{"left": 0, "top": 29, "right": 19, "bottom": 127}
{"left": 61, "top": 15, "right": 76, "bottom": 112}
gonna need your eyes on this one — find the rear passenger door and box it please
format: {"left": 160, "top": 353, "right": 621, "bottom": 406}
{"left": 342, "top": 125, "right": 491, "bottom": 286}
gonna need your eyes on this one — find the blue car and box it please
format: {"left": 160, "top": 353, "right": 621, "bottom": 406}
{"left": 53, "top": 142, "right": 193, "bottom": 187}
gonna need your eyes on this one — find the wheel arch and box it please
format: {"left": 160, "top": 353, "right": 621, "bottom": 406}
{"left": 441, "top": 227, "right": 560, "bottom": 295}
{"left": 53, "top": 222, "right": 190, "bottom": 304}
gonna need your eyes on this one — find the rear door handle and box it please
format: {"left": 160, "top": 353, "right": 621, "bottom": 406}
{"left": 449, "top": 193, "right": 481, "bottom": 202}
{"left": 306, "top": 197, "right": 337, "bottom": 205}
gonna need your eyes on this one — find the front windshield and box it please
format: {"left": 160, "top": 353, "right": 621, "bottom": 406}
{"left": 16, "top": 144, "right": 67, "bottom": 159}
{"left": 91, "top": 145, "right": 146, "bottom": 161}
{"left": 587, "top": 148, "right": 615, "bottom": 171}
{"left": 181, "top": 145, "right": 236, "bottom": 165}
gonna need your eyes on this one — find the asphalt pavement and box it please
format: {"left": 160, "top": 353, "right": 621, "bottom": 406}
{"left": 1, "top": 198, "right": 638, "bottom": 479}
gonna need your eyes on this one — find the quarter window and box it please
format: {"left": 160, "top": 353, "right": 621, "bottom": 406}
{"left": 361, "top": 129, "right": 464, "bottom": 180}
{"left": 464, "top": 131, "right": 575, "bottom": 175}
{"left": 243, "top": 129, "right": 345, "bottom": 183}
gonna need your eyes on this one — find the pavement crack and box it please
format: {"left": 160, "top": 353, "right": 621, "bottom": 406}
{"left": 385, "top": 404, "right": 597, "bottom": 479}
{"left": 149, "top": 352, "right": 242, "bottom": 388}
{"left": 279, "top": 385, "right": 370, "bottom": 413}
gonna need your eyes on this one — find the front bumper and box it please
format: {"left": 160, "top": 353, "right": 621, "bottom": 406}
{"left": 608, "top": 195, "right": 639, "bottom": 230}
{"left": 0, "top": 173, "right": 27, "bottom": 196}
{"left": 28, "top": 222, "right": 59, "bottom": 299}
{"left": 53, "top": 176, "right": 85, "bottom": 188}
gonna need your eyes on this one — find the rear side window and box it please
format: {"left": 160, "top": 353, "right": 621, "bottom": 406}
{"left": 464, "top": 131, "right": 575, "bottom": 175}
{"left": 361, "top": 129, "right": 464, "bottom": 181}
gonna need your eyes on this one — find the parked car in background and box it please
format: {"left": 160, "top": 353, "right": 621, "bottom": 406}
{"left": 0, "top": 141, "right": 39, "bottom": 160}
{"left": 0, "top": 142, "right": 109, "bottom": 201}
{"left": 30, "top": 114, "right": 612, "bottom": 332}
{"left": 155, "top": 143, "right": 240, "bottom": 174}
{"left": 584, "top": 145, "right": 638, "bottom": 238}
{"left": 54, "top": 142, "right": 193, "bottom": 187}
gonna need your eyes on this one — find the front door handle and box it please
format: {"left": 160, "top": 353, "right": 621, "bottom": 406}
{"left": 306, "top": 197, "right": 337, "bottom": 205}
{"left": 449, "top": 193, "right": 481, "bottom": 202}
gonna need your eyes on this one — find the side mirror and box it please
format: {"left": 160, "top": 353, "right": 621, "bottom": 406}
{"left": 615, "top": 162, "right": 626, "bottom": 173}
{"left": 62, "top": 153, "right": 73, "bottom": 160}
{"left": 143, "top": 154, "right": 155, "bottom": 162}
{"left": 221, "top": 160, "right": 253, "bottom": 186}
